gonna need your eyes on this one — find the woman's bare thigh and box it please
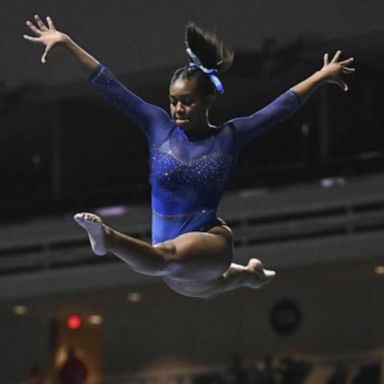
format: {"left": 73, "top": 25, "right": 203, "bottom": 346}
{"left": 158, "top": 225, "right": 233, "bottom": 282}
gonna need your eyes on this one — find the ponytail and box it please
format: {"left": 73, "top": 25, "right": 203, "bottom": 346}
{"left": 171, "top": 23, "right": 234, "bottom": 97}
{"left": 185, "top": 23, "right": 234, "bottom": 74}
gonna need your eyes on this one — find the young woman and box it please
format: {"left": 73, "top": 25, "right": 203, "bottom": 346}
{"left": 24, "top": 15, "right": 354, "bottom": 298}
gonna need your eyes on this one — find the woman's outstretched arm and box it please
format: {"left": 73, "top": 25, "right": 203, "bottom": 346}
{"left": 23, "top": 14, "right": 98, "bottom": 74}
{"left": 23, "top": 14, "right": 172, "bottom": 143}
{"left": 291, "top": 50, "right": 355, "bottom": 104}
{"left": 228, "top": 50, "right": 355, "bottom": 152}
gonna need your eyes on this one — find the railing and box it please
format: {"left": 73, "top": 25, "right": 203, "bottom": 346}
{"left": 1, "top": 190, "right": 384, "bottom": 276}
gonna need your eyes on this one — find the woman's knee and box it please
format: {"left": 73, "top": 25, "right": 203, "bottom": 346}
{"left": 154, "top": 241, "right": 178, "bottom": 262}
{"left": 129, "top": 242, "right": 176, "bottom": 277}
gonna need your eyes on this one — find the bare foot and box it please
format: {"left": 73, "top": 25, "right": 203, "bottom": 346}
{"left": 74, "top": 212, "right": 107, "bottom": 256}
{"left": 245, "top": 258, "right": 276, "bottom": 288}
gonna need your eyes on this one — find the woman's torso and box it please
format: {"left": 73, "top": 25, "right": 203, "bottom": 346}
{"left": 149, "top": 125, "right": 236, "bottom": 244}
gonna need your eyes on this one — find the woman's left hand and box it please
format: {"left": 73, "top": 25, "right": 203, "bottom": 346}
{"left": 320, "top": 50, "right": 355, "bottom": 91}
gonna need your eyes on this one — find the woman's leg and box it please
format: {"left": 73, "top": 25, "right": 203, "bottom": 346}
{"left": 74, "top": 213, "right": 275, "bottom": 297}
{"left": 74, "top": 212, "right": 232, "bottom": 278}
{"left": 164, "top": 259, "right": 276, "bottom": 299}
{"left": 211, "top": 259, "right": 276, "bottom": 296}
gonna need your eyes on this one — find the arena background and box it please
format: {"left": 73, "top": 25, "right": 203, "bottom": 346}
{"left": 1, "top": 1, "right": 384, "bottom": 383}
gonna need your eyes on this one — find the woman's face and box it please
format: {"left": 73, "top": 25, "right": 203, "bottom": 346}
{"left": 169, "top": 77, "right": 211, "bottom": 137}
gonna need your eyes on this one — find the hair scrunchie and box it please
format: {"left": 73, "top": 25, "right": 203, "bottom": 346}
{"left": 186, "top": 47, "right": 224, "bottom": 94}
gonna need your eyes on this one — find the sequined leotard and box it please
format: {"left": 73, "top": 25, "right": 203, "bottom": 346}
{"left": 88, "top": 65, "right": 300, "bottom": 244}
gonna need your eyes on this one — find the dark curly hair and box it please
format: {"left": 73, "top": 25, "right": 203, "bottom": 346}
{"left": 171, "top": 23, "right": 234, "bottom": 98}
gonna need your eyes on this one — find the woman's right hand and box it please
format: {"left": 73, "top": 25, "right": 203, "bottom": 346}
{"left": 23, "top": 15, "right": 67, "bottom": 63}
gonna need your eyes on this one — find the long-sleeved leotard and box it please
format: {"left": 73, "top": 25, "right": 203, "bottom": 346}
{"left": 88, "top": 65, "right": 301, "bottom": 244}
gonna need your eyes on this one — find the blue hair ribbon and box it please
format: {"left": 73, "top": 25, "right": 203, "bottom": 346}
{"left": 186, "top": 47, "right": 224, "bottom": 94}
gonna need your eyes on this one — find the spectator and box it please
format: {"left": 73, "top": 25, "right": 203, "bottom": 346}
{"left": 257, "top": 355, "right": 280, "bottom": 384}
{"left": 227, "top": 353, "right": 249, "bottom": 384}
{"left": 58, "top": 346, "right": 88, "bottom": 384}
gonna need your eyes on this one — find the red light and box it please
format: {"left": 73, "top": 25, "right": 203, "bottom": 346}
{"left": 66, "top": 314, "right": 82, "bottom": 330}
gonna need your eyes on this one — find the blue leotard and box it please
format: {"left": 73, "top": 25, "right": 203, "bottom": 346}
{"left": 88, "top": 65, "right": 300, "bottom": 244}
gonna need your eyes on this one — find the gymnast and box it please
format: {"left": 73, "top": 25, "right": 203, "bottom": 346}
{"left": 24, "top": 15, "right": 355, "bottom": 298}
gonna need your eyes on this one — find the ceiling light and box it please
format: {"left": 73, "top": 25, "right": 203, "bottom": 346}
{"left": 374, "top": 265, "right": 384, "bottom": 275}
{"left": 127, "top": 292, "right": 142, "bottom": 303}
{"left": 13, "top": 305, "right": 28, "bottom": 315}
{"left": 88, "top": 314, "right": 103, "bottom": 325}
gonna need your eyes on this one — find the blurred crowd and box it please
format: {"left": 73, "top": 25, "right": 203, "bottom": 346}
{"left": 192, "top": 353, "right": 381, "bottom": 384}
